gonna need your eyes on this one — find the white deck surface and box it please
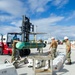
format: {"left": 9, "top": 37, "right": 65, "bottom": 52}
{"left": 0, "top": 44, "right": 75, "bottom": 75}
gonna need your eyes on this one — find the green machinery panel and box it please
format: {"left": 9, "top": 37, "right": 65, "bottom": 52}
{"left": 16, "top": 42, "right": 46, "bottom": 50}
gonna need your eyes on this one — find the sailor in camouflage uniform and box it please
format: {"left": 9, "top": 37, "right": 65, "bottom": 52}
{"left": 49, "top": 37, "right": 58, "bottom": 59}
{"left": 64, "top": 36, "right": 72, "bottom": 65}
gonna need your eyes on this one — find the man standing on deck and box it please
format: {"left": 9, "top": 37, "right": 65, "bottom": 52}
{"left": 64, "top": 36, "right": 72, "bottom": 65}
{"left": 49, "top": 37, "right": 58, "bottom": 59}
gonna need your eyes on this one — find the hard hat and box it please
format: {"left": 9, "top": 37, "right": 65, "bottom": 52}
{"left": 51, "top": 37, "right": 55, "bottom": 40}
{"left": 64, "top": 36, "right": 68, "bottom": 40}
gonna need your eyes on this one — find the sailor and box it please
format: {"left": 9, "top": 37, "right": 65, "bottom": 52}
{"left": 37, "top": 39, "right": 43, "bottom": 53}
{"left": 11, "top": 34, "right": 18, "bottom": 44}
{"left": 11, "top": 40, "right": 21, "bottom": 62}
{"left": 13, "top": 34, "right": 17, "bottom": 40}
{"left": 64, "top": 36, "right": 72, "bottom": 65}
{"left": 49, "top": 37, "right": 58, "bottom": 59}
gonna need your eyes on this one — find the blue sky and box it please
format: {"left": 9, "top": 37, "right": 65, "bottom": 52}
{"left": 0, "top": 0, "right": 75, "bottom": 40}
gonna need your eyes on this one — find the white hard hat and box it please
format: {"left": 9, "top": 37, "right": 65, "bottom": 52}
{"left": 64, "top": 36, "right": 68, "bottom": 40}
{"left": 51, "top": 37, "right": 55, "bottom": 40}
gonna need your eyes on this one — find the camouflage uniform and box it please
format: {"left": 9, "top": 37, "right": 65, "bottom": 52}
{"left": 65, "top": 40, "right": 71, "bottom": 63}
{"left": 37, "top": 39, "right": 43, "bottom": 53}
{"left": 50, "top": 40, "right": 58, "bottom": 59}
{"left": 11, "top": 40, "right": 20, "bottom": 62}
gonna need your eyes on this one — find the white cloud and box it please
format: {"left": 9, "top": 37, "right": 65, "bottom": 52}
{"left": 10, "top": 15, "right": 64, "bottom": 32}
{"left": 28, "top": 0, "right": 51, "bottom": 12}
{"left": 0, "top": 0, "right": 74, "bottom": 40}
{"left": 1, "top": 15, "right": 75, "bottom": 40}
{"left": 66, "top": 11, "right": 75, "bottom": 21}
{"left": 52, "top": 0, "right": 69, "bottom": 8}
{"left": 0, "top": 0, "right": 27, "bottom": 16}
{"left": 49, "top": 25, "right": 75, "bottom": 40}
{"left": 30, "top": 16, "right": 75, "bottom": 40}
{"left": 0, "top": 15, "right": 14, "bottom": 21}
{"left": 52, "top": 0, "right": 62, "bottom": 6}
{"left": 36, "top": 7, "right": 44, "bottom": 12}
{"left": 4, "top": 15, "right": 64, "bottom": 36}
{"left": 31, "top": 16, "right": 64, "bottom": 32}
{"left": 0, "top": 0, "right": 52, "bottom": 15}
{"left": 11, "top": 20, "right": 22, "bottom": 27}
{"left": 0, "top": 25, "right": 21, "bottom": 35}
{"left": 56, "top": 26, "right": 75, "bottom": 39}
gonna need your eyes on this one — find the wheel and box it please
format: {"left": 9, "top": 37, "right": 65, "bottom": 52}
{"left": 24, "top": 49, "right": 30, "bottom": 56}
{"left": 8, "top": 51, "right": 11, "bottom": 56}
{"left": 19, "top": 49, "right": 30, "bottom": 57}
{"left": 0, "top": 48, "right": 3, "bottom": 55}
{"left": 19, "top": 50, "right": 23, "bottom": 57}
